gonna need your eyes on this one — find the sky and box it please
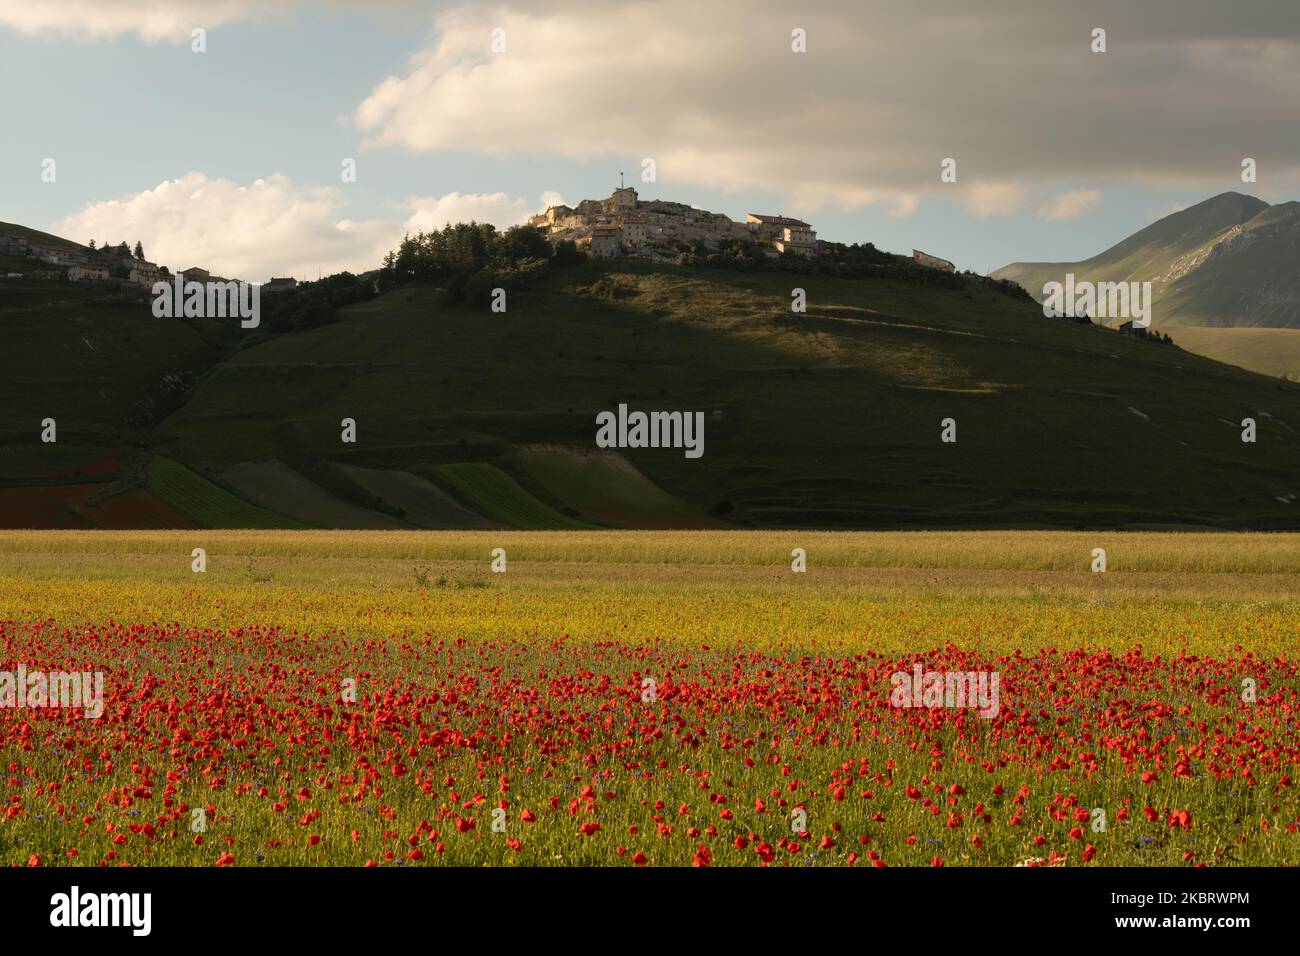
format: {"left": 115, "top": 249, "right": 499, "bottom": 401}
{"left": 2, "top": 0, "right": 1299, "bottom": 282}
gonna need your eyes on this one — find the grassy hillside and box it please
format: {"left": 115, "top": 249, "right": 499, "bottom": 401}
{"left": 0, "top": 279, "right": 218, "bottom": 443}
{"left": 423, "top": 463, "right": 593, "bottom": 530}
{"left": 1163, "top": 327, "right": 1300, "bottom": 383}
{"left": 147, "top": 454, "right": 307, "bottom": 529}
{"left": 145, "top": 258, "right": 1300, "bottom": 529}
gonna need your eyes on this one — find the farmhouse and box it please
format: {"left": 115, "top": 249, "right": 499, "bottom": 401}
{"left": 262, "top": 277, "right": 298, "bottom": 294}
{"left": 913, "top": 249, "right": 955, "bottom": 272}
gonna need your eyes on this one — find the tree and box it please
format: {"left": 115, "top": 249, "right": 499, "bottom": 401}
{"left": 88, "top": 239, "right": 96, "bottom": 250}
{"left": 134, "top": 241, "right": 145, "bottom": 261}
{"left": 496, "top": 224, "right": 551, "bottom": 264}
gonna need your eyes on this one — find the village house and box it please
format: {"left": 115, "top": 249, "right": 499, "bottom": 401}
{"left": 0, "top": 235, "right": 30, "bottom": 256}
{"left": 128, "top": 261, "right": 165, "bottom": 286}
{"left": 620, "top": 215, "right": 649, "bottom": 249}
{"left": 179, "top": 266, "right": 233, "bottom": 285}
{"left": 68, "top": 263, "right": 110, "bottom": 282}
{"left": 775, "top": 223, "right": 817, "bottom": 256}
{"left": 589, "top": 224, "right": 623, "bottom": 259}
{"left": 30, "top": 243, "right": 86, "bottom": 267}
{"left": 912, "top": 249, "right": 955, "bottom": 272}
{"left": 262, "top": 277, "right": 298, "bottom": 294}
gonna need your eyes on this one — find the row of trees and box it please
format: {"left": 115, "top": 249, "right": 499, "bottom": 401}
{"left": 88, "top": 239, "right": 147, "bottom": 261}
{"left": 377, "top": 223, "right": 586, "bottom": 301}
{"left": 258, "top": 272, "right": 378, "bottom": 335}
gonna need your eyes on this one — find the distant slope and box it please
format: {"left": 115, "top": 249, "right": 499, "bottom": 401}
{"left": 220, "top": 460, "right": 404, "bottom": 529}
{"left": 422, "top": 463, "right": 592, "bottom": 530}
{"left": 147, "top": 455, "right": 308, "bottom": 529}
{"left": 993, "top": 191, "right": 1300, "bottom": 379}
{"left": 515, "top": 446, "right": 721, "bottom": 529}
{"left": 1159, "top": 327, "right": 1300, "bottom": 383}
{"left": 994, "top": 192, "right": 1300, "bottom": 330}
{"left": 339, "top": 465, "right": 500, "bottom": 529}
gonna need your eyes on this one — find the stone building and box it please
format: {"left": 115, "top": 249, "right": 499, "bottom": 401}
{"left": 589, "top": 224, "right": 622, "bottom": 259}
{"left": 912, "top": 249, "right": 955, "bottom": 272}
{"left": 128, "top": 261, "right": 165, "bottom": 286}
{"left": 69, "top": 263, "right": 110, "bottom": 281}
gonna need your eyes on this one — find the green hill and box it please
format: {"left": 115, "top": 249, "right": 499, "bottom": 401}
{"left": 4, "top": 232, "right": 1300, "bottom": 529}
{"left": 142, "top": 259, "right": 1300, "bottom": 529}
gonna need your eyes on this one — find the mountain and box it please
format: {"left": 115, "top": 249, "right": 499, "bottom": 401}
{"left": 994, "top": 192, "right": 1300, "bottom": 379}
{"left": 994, "top": 192, "right": 1300, "bottom": 334}
{"left": 4, "top": 228, "right": 1300, "bottom": 530}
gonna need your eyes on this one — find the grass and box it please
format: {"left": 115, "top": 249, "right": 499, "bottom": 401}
{"left": 1162, "top": 327, "right": 1300, "bottom": 382}
{"left": 423, "top": 463, "right": 592, "bottom": 530}
{"left": 146, "top": 455, "right": 307, "bottom": 529}
{"left": 514, "top": 446, "right": 718, "bottom": 528}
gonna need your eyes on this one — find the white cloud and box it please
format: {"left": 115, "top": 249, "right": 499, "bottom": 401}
{"left": 0, "top": 1, "right": 263, "bottom": 42}
{"left": 402, "top": 191, "right": 533, "bottom": 233}
{"left": 55, "top": 174, "right": 547, "bottom": 282}
{"left": 58, "top": 172, "right": 399, "bottom": 282}
{"left": 1038, "top": 189, "right": 1102, "bottom": 221}
{"left": 963, "top": 182, "right": 1027, "bottom": 218}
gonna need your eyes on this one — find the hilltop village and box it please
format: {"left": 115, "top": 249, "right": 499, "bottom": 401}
{"left": 528, "top": 183, "right": 956, "bottom": 272}
{"left": 529, "top": 184, "right": 819, "bottom": 260}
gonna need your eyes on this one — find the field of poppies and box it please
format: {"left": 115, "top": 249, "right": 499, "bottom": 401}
{"left": 0, "top": 530, "right": 1296, "bottom": 867}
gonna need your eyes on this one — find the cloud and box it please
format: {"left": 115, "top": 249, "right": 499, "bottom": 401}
{"left": 402, "top": 191, "right": 534, "bottom": 233}
{"left": 58, "top": 172, "right": 400, "bottom": 282}
{"left": 0, "top": 1, "right": 264, "bottom": 42}
{"left": 0, "top": 0, "right": 413, "bottom": 42}
{"left": 352, "top": 0, "right": 1300, "bottom": 216}
{"left": 963, "top": 182, "right": 1028, "bottom": 218}
{"left": 1038, "top": 189, "right": 1103, "bottom": 221}
{"left": 56, "top": 175, "right": 549, "bottom": 282}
